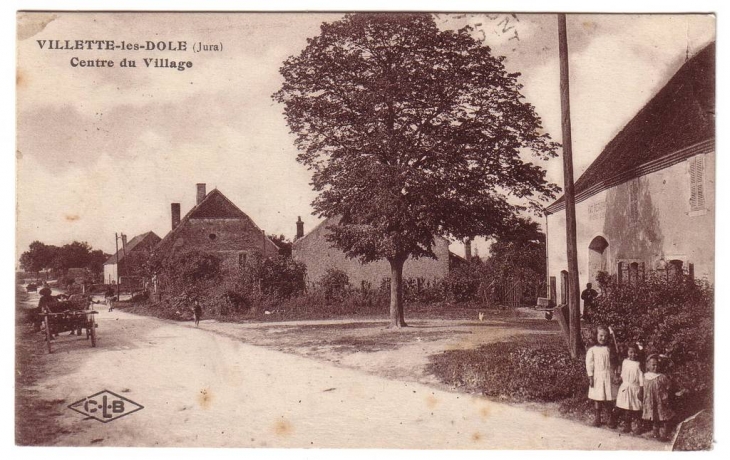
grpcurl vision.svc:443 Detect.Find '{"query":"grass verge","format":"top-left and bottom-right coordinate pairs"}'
top-left (428, 334), bottom-right (712, 448)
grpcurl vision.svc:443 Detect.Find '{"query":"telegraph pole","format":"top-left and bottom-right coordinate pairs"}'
top-left (558, 14), bottom-right (583, 358)
top-left (114, 232), bottom-right (120, 301)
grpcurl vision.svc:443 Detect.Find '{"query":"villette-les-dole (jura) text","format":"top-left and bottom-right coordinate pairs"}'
top-left (36, 40), bottom-right (223, 71)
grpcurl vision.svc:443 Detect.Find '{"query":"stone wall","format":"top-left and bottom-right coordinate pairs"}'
top-left (547, 151), bottom-right (715, 305)
top-left (166, 218), bottom-right (279, 270)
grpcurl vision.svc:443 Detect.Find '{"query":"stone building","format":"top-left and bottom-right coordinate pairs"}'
top-left (292, 216), bottom-right (453, 288)
top-left (103, 231), bottom-right (161, 285)
top-left (154, 184), bottom-right (279, 271)
top-left (545, 43), bottom-right (715, 306)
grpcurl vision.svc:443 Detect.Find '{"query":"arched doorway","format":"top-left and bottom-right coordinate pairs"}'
top-left (588, 236), bottom-right (609, 286)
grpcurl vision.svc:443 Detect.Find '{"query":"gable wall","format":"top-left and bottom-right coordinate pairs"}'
top-left (547, 150), bottom-right (715, 308)
top-left (292, 222), bottom-right (450, 288)
top-left (167, 218), bottom-right (279, 269)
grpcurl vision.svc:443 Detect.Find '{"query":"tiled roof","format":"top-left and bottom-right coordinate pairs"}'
top-left (104, 231), bottom-right (161, 265)
top-left (546, 42), bottom-right (715, 214)
top-left (154, 188), bottom-right (278, 255)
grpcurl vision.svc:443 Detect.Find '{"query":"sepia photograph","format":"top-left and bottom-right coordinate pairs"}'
top-left (13, 8), bottom-right (717, 451)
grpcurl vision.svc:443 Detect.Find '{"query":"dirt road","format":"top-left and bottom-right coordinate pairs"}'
top-left (18, 304), bottom-right (666, 449)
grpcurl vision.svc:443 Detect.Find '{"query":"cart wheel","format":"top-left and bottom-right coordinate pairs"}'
top-left (43, 316), bottom-right (52, 354)
top-left (90, 317), bottom-right (97, 347)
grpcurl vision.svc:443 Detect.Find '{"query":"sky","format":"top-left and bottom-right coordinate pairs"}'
top-left (15, 12), bottom-right (716, 259)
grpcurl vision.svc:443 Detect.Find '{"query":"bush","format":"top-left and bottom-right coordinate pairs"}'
top-left (402, 277), bottom-right (445, 304)
top-left (591, 272), bottom-right (713, 407)
top-left (429, 334), bottom-right (586, 402)
top-left (442, 263), bottom-right (481, 303)
top-left (162, 249), bottom-right (222, 291)
top-left (237, 254), bottom-right (307, 300)
top-left (319, 268), bottom-right (351, 303)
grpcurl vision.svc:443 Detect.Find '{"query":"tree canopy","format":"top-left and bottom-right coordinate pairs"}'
top-left (483, 220), bottom-right (546, 291)
top-left (274, 13), bottom-right (559, 326)
top-left (19, 240), bottom-right (110, 277)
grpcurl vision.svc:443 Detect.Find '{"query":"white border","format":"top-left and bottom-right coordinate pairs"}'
top-left (3, 2), bottom-right (727, 460)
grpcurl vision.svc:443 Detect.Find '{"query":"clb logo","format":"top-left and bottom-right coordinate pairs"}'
top-left (68, 390), bottom-right (144, 423)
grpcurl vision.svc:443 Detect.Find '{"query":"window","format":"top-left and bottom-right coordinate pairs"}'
top-left (668, 259), bottom-right (684, 282)
top-left (629, 262), bottom-right (642, 285)
top-left (618, 260), bottom-right (644, 285)
top-left (238, 252), bottom-right (247, 268)
top-left (690, 155), bottom-right (706, 212)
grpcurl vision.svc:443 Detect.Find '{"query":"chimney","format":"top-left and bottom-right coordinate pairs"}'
top-left (296, 216), bottom-right (304, 240)
top-left (464, 239), bottom-right (472, 262)
top-left (196, 183), bottom-right (206, 205)
top-left (171, 203), bottom-right (181, 230)
top-left (121, 233), bottom-right (128, 247)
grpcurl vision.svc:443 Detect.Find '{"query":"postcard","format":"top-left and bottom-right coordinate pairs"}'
top-left (15, 11), bottom-right (715, 450)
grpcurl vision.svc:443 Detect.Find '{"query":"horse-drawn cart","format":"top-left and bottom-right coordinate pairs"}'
top-left (39, 295), bottom-right (99, 353)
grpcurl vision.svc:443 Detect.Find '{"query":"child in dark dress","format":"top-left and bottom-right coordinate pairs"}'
top-left (642, 354), bottom-right (675, 441)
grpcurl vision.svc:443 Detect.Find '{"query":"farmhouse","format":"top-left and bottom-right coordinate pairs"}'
top-left (103, 231), bottom-right (161, 285)
top-left (545, 42), bottom-right (715, 306)
top-left (154, 184), bottom-right (279, 271)
top-left (292, 216), bottom-right (454, 288)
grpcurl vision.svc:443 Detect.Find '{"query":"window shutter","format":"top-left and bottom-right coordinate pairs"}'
top-left (690, 156), bottom-right (705, 211)
top-left (690, 157), bottom-right (697, 209)
top-left (617, 261), bottom-right (624, 285)
top-left (549, 276), bottom-right (557, 302)
top-left (696, 156), bottom-right (705, 209)
top-left (629, 262), bottom-right (639, 285)
top-left (640, 262), bottom-right (646, 282)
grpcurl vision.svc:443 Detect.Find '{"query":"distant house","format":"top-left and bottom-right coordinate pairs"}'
top-left (545, 43), bottom-right (715, 307)
top-left (154, 184), bottom-right (279, 272)
top-left (292, 216), bottom-right (453, 288)
top-left (103, 231), bottom-right (162, 285)
top-left (66, 267), bottom-right (91, 285)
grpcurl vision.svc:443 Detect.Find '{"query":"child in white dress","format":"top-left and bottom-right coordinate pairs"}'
top-left (586, 325), bottom-right (618, 427)
top-left (616, 344), bottom-right (644, 433)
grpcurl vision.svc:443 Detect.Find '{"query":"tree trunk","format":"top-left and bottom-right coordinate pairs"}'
top-left (388, 256), bottom-right (407, 328)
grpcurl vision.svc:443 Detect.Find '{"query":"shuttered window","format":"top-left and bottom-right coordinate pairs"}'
top-left (690, 155), bottom-right (706, 211)
top-left (617, 261), bottom-right (625, 284)
top-left (618, 260), bottom-right (644, 285)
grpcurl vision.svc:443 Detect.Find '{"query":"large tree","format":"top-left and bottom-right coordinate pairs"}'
top-left (274, 14), bottom-right (559, 327)
top-left (20, 240), bottom-right (109, 279)
top-left (19, 241), bottom-right (57, 275)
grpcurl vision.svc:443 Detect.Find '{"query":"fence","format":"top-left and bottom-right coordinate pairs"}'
top-left (482, 277), bottom-right (546, 308)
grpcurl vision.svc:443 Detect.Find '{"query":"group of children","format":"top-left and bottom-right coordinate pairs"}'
top-left (586, 325), bottom-right (674, 441)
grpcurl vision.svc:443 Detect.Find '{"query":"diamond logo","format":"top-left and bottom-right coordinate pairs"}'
top-left (68, 390), bottom-right (144, 423)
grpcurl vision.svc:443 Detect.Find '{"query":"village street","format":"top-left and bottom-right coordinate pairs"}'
top-left (18, 295), bottom-right (666, 450)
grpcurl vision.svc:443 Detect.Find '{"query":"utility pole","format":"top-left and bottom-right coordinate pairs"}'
top-left (114, 232), bottom-right (120, 301)
top-left (121, 233), bottom-right (127, 293)
top-left (558, 14), bottom-right (583, 358)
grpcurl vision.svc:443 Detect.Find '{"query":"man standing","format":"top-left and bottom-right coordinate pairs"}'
top-left (193, 300), bottom-right (203, 327)
top-left (581, 282), bottom-right (598, 322)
